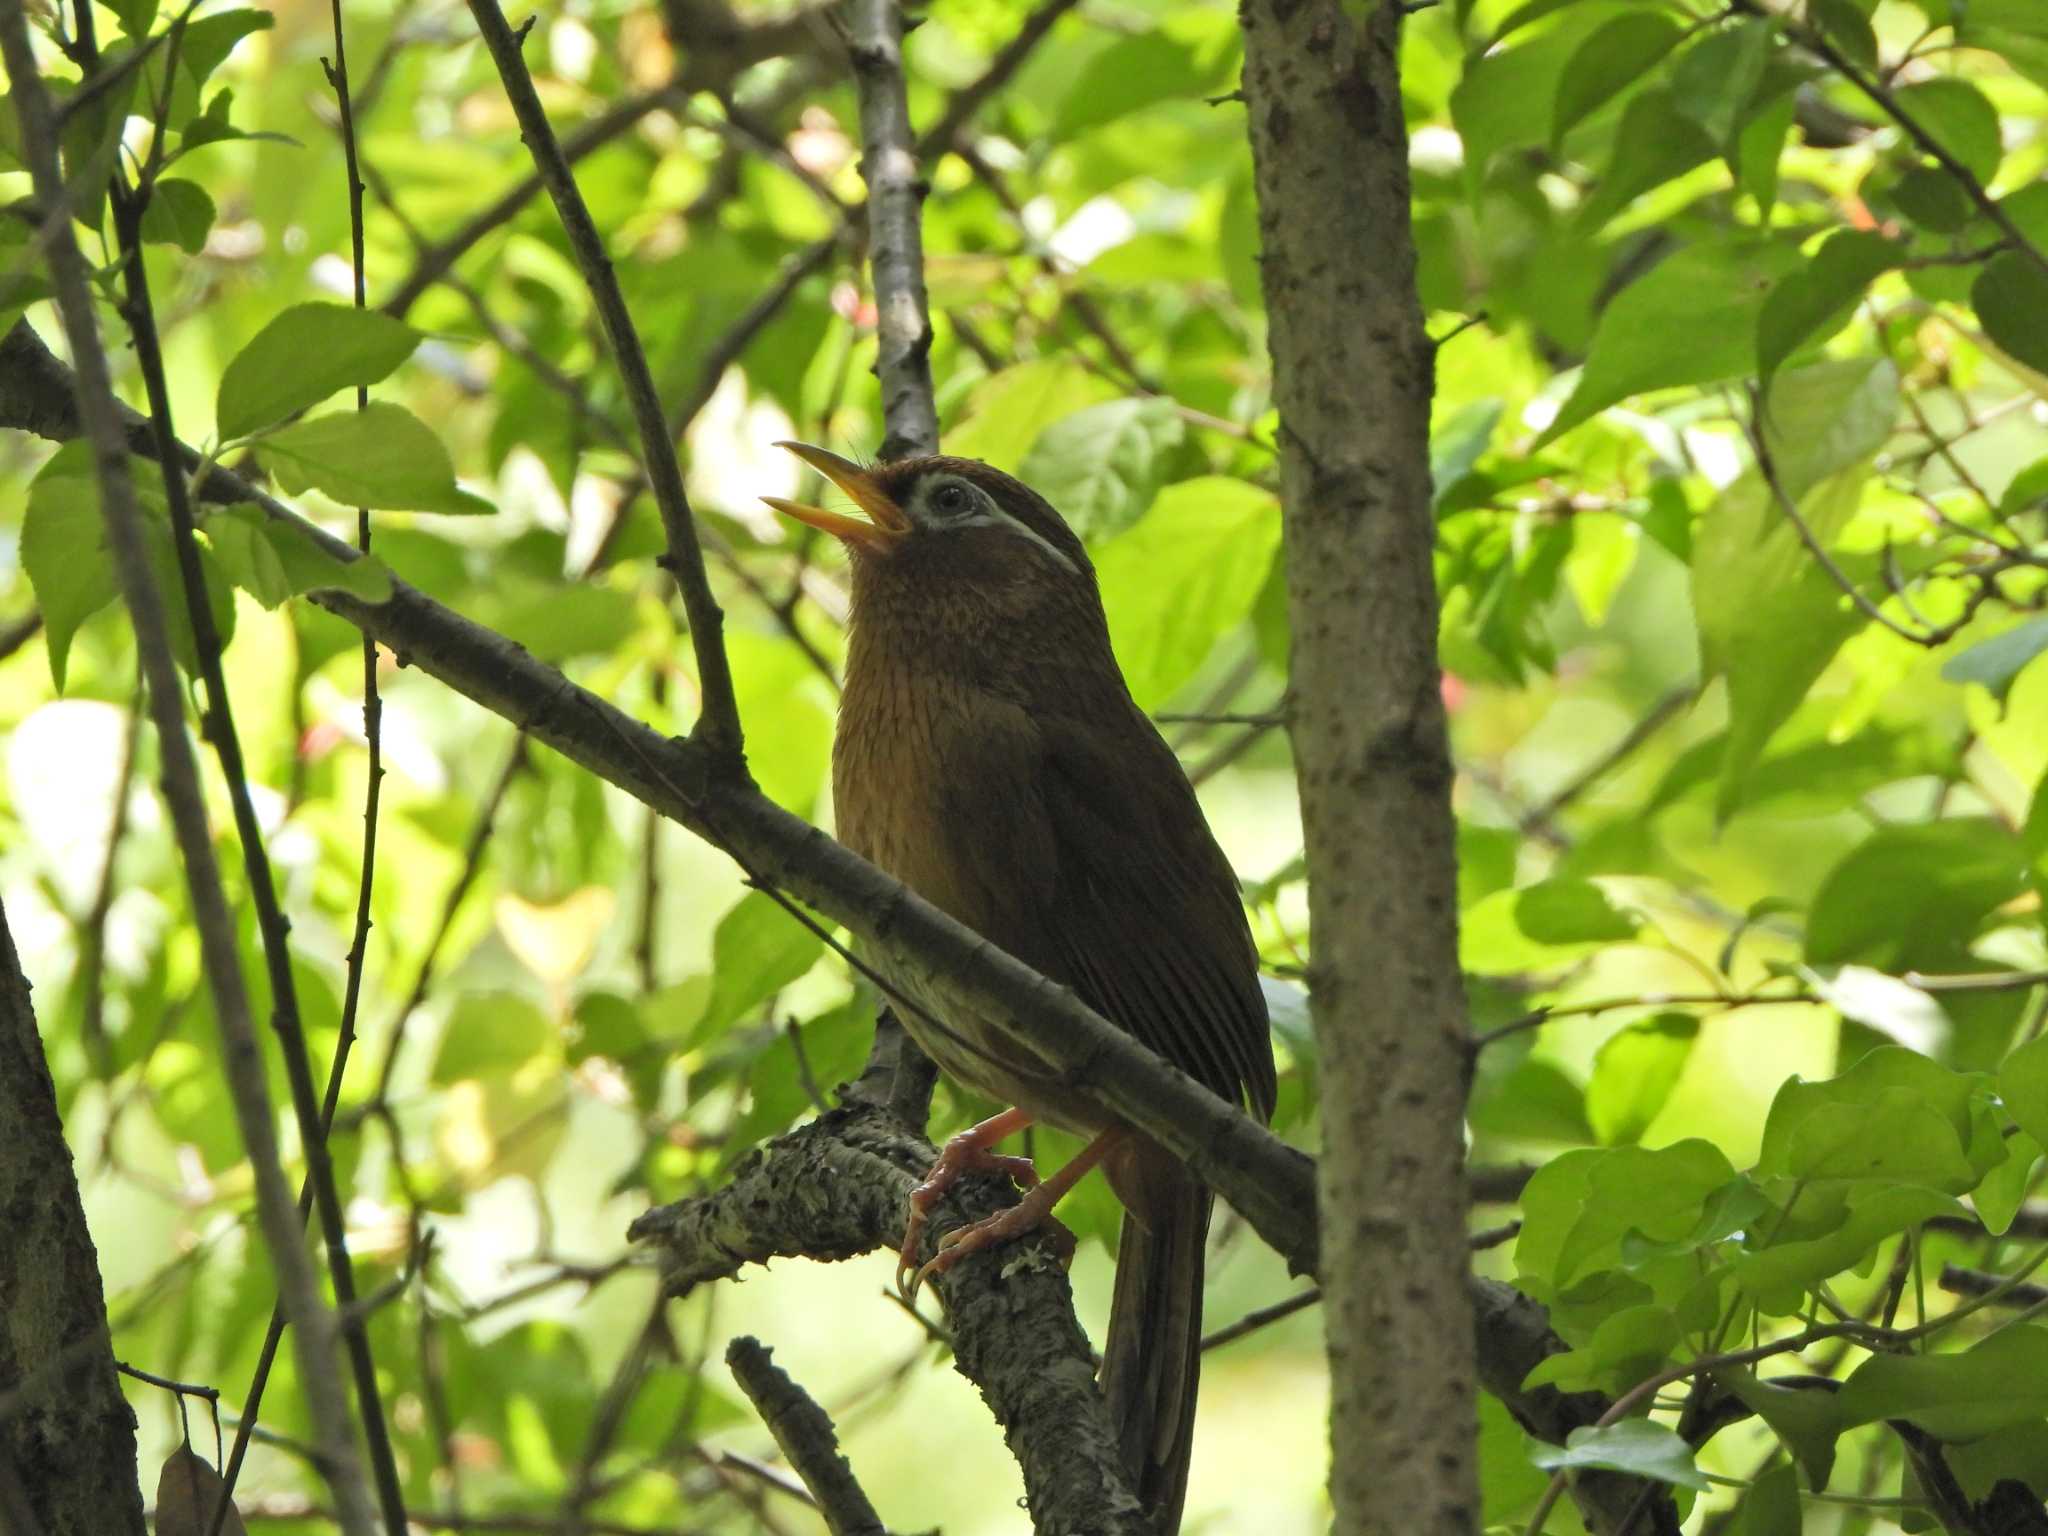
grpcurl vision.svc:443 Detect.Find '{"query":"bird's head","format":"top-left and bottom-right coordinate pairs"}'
top-left (763, 443), bottom-right (1090, 590)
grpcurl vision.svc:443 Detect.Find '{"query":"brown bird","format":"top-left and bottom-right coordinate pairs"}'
top-left (765, 443), bottom-right (1276, 1533)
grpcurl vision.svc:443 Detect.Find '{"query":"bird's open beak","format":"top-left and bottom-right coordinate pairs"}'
top-left (763, 442), bottom-right (911, 554)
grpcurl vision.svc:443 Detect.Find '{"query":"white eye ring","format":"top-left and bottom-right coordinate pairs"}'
top-left (930, 482), bottom-right (973, 516)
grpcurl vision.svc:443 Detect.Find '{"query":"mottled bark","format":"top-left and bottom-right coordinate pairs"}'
top-left (1240, 1), bottom-right (1481, 1532)
top-left (0, 897), bottom-right (148, 1536)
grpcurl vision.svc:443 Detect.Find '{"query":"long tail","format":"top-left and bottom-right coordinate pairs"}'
top-left (1099, 1165), bottom-right (1211, 1534)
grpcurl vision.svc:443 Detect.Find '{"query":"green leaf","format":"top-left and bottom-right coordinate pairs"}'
top-left (1810, 0), bottom-right (1877, 68)
top-left (1735, 1183), bottom-right (1963, 1314)
top-left (1976, 252), bottom-right (2048, 376)
top-left (1573, 88), bottom-right (1718, 234)
top-left (2002, 1034), bottom-right (2048, 1150)
top-left (1891, 164), bottom-right (1976, 233)
top-left (1552, 14), bottom-right (1684, 143)
top-left (1718, 1372), bottom-right (1844, 1488)
top-left (1529, 1420), bottom-right (1711, 1491)
top-left (432, 992), bottom-right (555, 1083)
top-left (1800, 965), bottom-right (1950, 1055)
top-left (137, 178), bottom-right (215, 253)
top-left (1586, 1013), bottom-right (1697, 1146)
top-left (1760, 356), bottom-right (1899, 503)
top-left (1756, 1046), bottom-right (1996, 1187)
top-left (1670, 19), bottom-right (1777, 144)
top-left (943, 361), bottom-right (1118, 474)
top-left (1451, 3), bottom-right (1630, 181)
top-left (1839, 1328), bottom-right (2048, 1439)
top-left (205, 505), bottom-right (393, 608)
top-left (690, 893), bottom-right (825, 1045)
top-left (1694, 465), bottom-right (1867, 818)
top-left (1094, 476), bottom-right (1280, 708)
top-left (257, 402), bottom-right (491, 514)
top-left (1541, 241), bottom-right (1801, 444)
top-left (1019, 397), bottom-right (1185, 544)
top-left (171, 9), bottom-right (274, 99)
top-left (1806, 820), bottom-right (2026, 969)
top-left (1942, 617), bottom-right (2048, 706)
top-left (1056, 33), bottom-right (1217, 135)
top-left (1974, 1131), bottom-right (2041, 1236)
top-left (216, 303), bottom-right (422, 441)
top-left (1736, 1463), bottom-right (1803, 1536)
top-left (1756, 230), bottom-right (1900, 383)
top-left (1517, 1140), bottom-right (1738, 1294)
top-left (1892, 78), bottom-right (2003, 182)
top-left (1514, 879), bottom-right (1638, 945)
top-left (21, 473), bottom-right (118, 692)
top-left (110, 0), bottom-right (158, 40)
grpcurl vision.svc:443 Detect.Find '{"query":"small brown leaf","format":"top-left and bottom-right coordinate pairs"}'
top-left (153, 1446), bottom-right (247, 1536)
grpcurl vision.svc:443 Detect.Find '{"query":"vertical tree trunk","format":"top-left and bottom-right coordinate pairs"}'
top-left (1240, 2), bottom-right (1481, 1532)
top-left (0, 896), bottom-right (148, 1536)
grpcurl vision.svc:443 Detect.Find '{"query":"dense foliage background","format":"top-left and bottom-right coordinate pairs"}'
top-left (3, 0), bottom-right (2048, 1530)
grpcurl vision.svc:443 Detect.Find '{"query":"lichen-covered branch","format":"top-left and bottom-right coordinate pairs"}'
top-left (632, 1094), bottom-right (1148, 1536)
top-left (725, 1339), bottom-right (889, 1536)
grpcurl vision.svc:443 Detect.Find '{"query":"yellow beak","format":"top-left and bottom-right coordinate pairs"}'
top-left (763, 442), bottom-right (911, 554)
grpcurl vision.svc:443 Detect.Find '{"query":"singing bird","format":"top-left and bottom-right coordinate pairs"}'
top-left (765, 443), bottom-right (1276, 1532)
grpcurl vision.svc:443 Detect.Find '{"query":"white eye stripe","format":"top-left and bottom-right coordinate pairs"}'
top-left (912, 474), bottom-right (1078, 573)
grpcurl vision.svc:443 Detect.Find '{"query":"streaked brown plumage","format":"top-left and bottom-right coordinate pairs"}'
top-left (765, 444), bottom-right (1275, 1533)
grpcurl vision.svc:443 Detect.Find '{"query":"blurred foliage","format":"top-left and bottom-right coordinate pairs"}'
top-left (2, 0), bottom-right (2048, 1531)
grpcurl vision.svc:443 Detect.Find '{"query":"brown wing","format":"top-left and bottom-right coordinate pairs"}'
top-left (1029, 702), bottom-right (1277, 1122)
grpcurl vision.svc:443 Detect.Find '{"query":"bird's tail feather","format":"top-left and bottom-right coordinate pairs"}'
top-left (1099, 1168), bottom-right (1211, 1534)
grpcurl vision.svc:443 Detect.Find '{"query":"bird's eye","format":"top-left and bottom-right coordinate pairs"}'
top-left (930, 482), bottom-right (973, 517)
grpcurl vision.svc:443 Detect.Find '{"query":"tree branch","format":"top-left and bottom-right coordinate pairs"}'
top-left (0, 27), bottom-right (377, 1536)
top-left (844, 0), bottom-right (938, 460)
top-left (725, 1339), bottom-right (890, 1536)
top-left (464, 0), bottom-right (744, 759)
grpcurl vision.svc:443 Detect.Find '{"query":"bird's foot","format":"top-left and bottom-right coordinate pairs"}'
top-left (896, 1112), bottom-right (1040, 1296)
top-left (907, 1185), bottom-right (1078, 1299)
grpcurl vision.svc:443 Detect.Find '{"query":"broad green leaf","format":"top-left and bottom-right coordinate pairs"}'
top-left (1552, 14), bottom-right (1684, 143)
top-left (1573, 88), bottom-right (1718, 234)
top-left (2002, 456), bottom-right (2048, 519)
top-left (432, 992), bottom-right (555, 1083)
top-left (1810, 0), bottom-right (1877, 68)
top-left (943, 361), bottom-right (1117, 474)
top-left (1019, 397), bottom-right (1185, 544)
top-left (1974, 1130), bottom-right (2042, 1236)
top-left (205, 505), bottom-right (393, 609)
top-left (1942, 616), bottom-right (2048, 706)
top-left (110, 0), bottom-right (158, 40)
top-left (1522, 1303), bottom-right (1680, 1393)
top-left (727, 628), bottom-right (833, 814)
top-left (690, 893), bottom-right (826, 1045)
top-left (1805, 821), bottom-right (2026, 970)
top-left (1541, 241), bottom-right (1801, 444)
top-left (1451, 3), bottom-right (1631, 181)
top-left (1838, 1327), bottom-right (2048, 1439)
top-left (1892, 78), bottom-right (2002, 182)
top-left (1736, 1463), bottom-right (1803, 1536)
top-left (1718, 1371), bottom-right (1844, 1488)
top-left (257, 402), bottom-right (491, 513)
top-left (1756, 231), bottom-right (1900, 382)
top-left (1529, 1420), bottom-right (1711, 1491)
top-left (720, 1003), bottom-right (870, 1163)
top-left (137, 178), bottom-right (215, 253)
top-left (217, 304), bottom-right (422, 441)
top-left (1891, 164), bottom-right (1975, 233)
top-left (1095, 476), bottom-right (1280, 708)
top-left (1694, 465), bottom-right (1868, 818)
top-left (1757, 1046), bottom-right (1997, 1186)
top-left (1734, 1183), bottom-right (1963, 1314)
top-left (1975, 253), bottom-right (2048, 376)
top-left (1759, 356), bottom-right (1899, 503)
top-left (1514, 879), bottom-right (1638, 945)
top-left (1586, 1013), bottom-right (1697, 1146)
top-left (1056, 34), bottom-right (1210, 135)
top-left (1670, 19), bottom-right (1776, 144)
top-left (1468, 1057), bottom-right (1594, 1144)
top-left (21, 474), bottom-right (118, 692)
top-left (2002, 1034), bottom-right (2048, 1150)
top-left (1517, 1140), bottom-right (1736, 1294)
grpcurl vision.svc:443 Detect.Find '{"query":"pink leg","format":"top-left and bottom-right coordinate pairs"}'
top-left (898, 1108), bottom-right (1040, 1290)
top-left (908, 1128), bottom-right (1129, 1297)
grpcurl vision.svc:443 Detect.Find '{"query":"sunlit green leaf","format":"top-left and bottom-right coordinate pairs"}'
top-left (257, 402), bottom-right (491, 514)
top-left (1529, 1420), bottom-right (1710, 1490)
top-left (217, 303), bottom-right (422, 440)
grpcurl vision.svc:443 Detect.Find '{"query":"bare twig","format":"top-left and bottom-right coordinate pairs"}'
top-left (726, 1338), bottom-right (890, 1536)
top-left (465, 0), bottom-right (743, 761)
top-left (845, 0), bottom-right (938, 460)
top-left (0, 15), bottom-right (376, 1532)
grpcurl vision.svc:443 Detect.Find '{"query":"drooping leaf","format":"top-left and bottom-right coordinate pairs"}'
top-left (1585, 1013), bottom-right (1697, 1146)
top-left (1019, 396), bottom-right (1185, 543)
top-left (1838, 1328), bottom-right (2048, 1440)
top-left (1094, 476), bottom-right (1280, 708)
top-left (206, 505), bottom-right (393, 608)
top-left (1805, 821), bottom-right (2027, 970)
top-left (137, 178), bottom-right (215, 253)
top-left (1892, 78), bottom-right (2003, 182)
top-left (257, 402), bottom-right (492, 513)
top-left (1942, 617), bottom-right (2048, 706)
top-left (1756, 230), bottom-right (1900, 383)
top-left (1975, 252), bottom-right (2048, 376)
top-left (216, 303), bottom-right (422, 441)
top-left (1529, 1419), bottom-right (1711, 1491)
top-left (1551, 14), bottom-right (1684, 143)
top-left (689, 893), bottom-right (826, 1046)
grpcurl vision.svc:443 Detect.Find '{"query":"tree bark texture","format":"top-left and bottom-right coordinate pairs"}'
top-left (0, 897), bottom-right (149, 1536)
top-left (1241, 2), bottom-right (1482, 1532)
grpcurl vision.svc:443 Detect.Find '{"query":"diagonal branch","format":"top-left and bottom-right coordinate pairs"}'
top-left (725, 1339), bottom-right (891, 1536)
top-left (464, 0), bottom-right (744, 759)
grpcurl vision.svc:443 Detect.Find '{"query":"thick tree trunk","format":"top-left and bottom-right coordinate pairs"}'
top-left (1240, 2), bottom-right (1481, 1532)
top-left (0, 896), bottom-right (148, 1536)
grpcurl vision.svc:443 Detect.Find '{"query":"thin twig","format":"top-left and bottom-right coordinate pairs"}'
top-left (0, 13), bottom-right (377, 1533)
top-left (1522, 683), bottom-right (1697, 826)
top-left (465, 0), bottom-right (743, 760)
top-left (726, 1338), bottom-right (890, 1536)
top-left (845, 0), bottom-right (938, 460)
